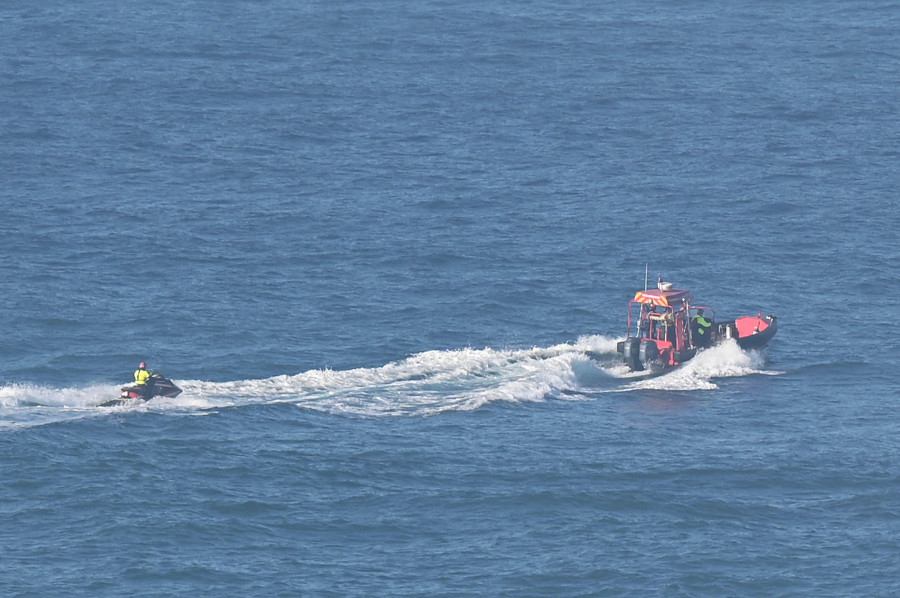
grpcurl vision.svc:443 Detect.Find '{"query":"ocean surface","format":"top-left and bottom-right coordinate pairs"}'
top-left (2, 1), bottom-right (899, 595)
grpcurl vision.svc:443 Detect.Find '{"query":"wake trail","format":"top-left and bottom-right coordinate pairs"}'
top-left (0, 335), bottom-right (780, 425)
top-left (182, 335), bottom-right (622, 416)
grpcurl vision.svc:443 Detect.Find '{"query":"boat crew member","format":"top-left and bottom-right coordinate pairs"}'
top-left (691, 309), bottom-right (713, 347)
top-left (134, 362), bottom-right (151, 385)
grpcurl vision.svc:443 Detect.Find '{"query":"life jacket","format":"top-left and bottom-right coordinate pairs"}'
top-left (134, 369), bottom-right (151, 385)
top-left (693, 315), bottom-right (712, 336)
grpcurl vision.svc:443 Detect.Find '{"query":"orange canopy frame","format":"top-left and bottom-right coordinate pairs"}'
top-left (632, 288), bottom-right (693, 308)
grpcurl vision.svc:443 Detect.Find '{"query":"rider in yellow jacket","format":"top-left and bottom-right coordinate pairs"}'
top-left (134, 362), bottom-right (151, 385)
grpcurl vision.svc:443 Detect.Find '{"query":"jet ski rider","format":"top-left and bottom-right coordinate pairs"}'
top-left (134, 362), bottom-right (151, 386)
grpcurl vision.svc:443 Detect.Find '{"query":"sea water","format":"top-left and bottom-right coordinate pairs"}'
top-left (1, 1), bottom-right (899, 596)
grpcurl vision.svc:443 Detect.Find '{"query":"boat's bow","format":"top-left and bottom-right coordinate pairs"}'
top-left (733, 314), bottom-right (777, 350)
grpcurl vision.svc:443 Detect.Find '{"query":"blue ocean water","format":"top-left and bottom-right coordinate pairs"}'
top-left (2, 0), bottom-right (899, 595)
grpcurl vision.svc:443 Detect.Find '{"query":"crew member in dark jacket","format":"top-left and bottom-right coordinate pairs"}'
top-left (691, 310), bottom-right (713, 347)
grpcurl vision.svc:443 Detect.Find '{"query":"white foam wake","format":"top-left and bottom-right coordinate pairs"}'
top-left (0, 335), bottom-right (779, 425)
top-left (623, 339), bottom-right (779, 391)
top-left (179, 335), bottom-right (621, 416)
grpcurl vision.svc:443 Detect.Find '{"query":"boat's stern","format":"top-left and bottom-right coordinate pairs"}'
top-left (618, 286), bottom-right (695, 372)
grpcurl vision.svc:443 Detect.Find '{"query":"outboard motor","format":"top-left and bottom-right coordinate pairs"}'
top-left (622, 338), bottom-right (643, 371)
top-left (639, 340), bottom-right (659, 369)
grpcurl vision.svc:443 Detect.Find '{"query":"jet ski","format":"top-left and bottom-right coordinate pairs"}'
top-left (100, 373), bottom-right (182, 407)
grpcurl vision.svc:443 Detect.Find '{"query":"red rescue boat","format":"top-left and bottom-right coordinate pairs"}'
top-left (616, 276), bottom-right (777, 373)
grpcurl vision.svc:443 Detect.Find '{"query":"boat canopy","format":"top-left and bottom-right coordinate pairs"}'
top-left (632, 288), bottom-right (693, 308)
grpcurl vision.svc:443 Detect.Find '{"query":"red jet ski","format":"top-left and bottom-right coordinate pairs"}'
top-left (100, 373), bottom-right (182, 407)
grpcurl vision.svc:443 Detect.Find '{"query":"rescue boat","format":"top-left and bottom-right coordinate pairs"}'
top-left (616, 277), bottom-right (777, 373)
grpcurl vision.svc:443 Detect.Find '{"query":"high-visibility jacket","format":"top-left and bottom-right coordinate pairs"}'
top-left (693, 315), bottom-right (712, 336)
top-left (134, 369), bottom-right (151, 385)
